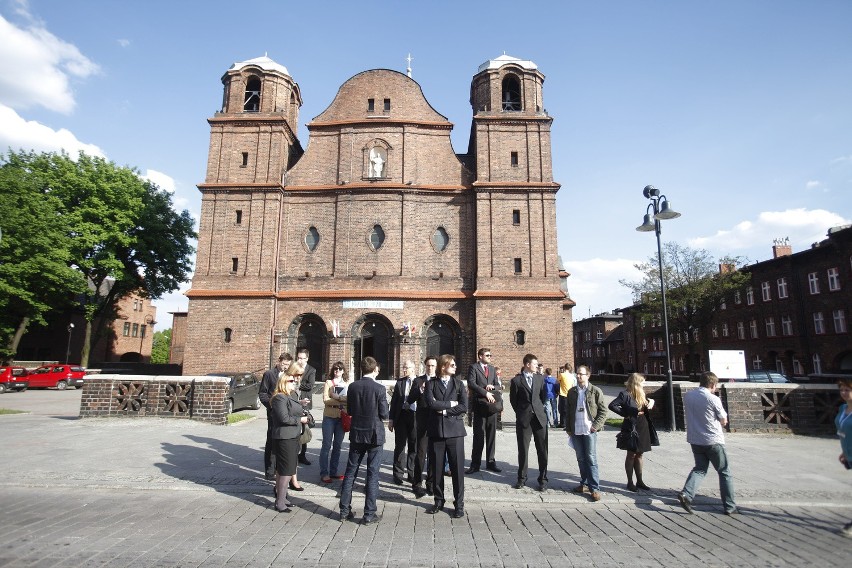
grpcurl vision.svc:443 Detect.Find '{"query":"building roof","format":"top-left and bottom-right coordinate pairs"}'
top-left (229, 55), bottom-right (290, 77)
top-left (477, 54), bottom-right (538, 73)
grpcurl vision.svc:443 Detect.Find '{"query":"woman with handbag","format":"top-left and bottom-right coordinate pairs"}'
top-left (271, 364), bottom-right (310, 512)
top-left (608, 372), bottom-right (657, 492)
top-left (320, 361), bottom-right (352, 483)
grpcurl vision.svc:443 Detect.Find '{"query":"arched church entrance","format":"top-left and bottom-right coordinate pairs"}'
top-left (352, 314), bottom-right (394, 381)
top-left (424, 315), bottom-right (462, 363)
top-left (291, 314), bottom-right (328, 378)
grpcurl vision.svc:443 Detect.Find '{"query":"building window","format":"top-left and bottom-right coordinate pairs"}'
top-left (813, 312), bottom-right (825, 334)
top-left (808, 272), bottom-right (820, 294)
top-left (722, 323), bottom-right (729, 337)
top-left (749, 320), bottom-right (758, 339)
top-left (765, 317), bottom-right (776, 337)
top-left (244, 77), bottom-right (260, 112)
top-left (596, 331), bottom-right (603, 340)
top-left (368, 225), bottom-right (385, 251)
top-left (512, 209), bottom-right (520, 225)
top-left (734, 290), bottom-right (741, 304)
top-left (643, 362), bottom-right (648, 374)
top-left (761, 281), bottom-right (771, 301)
top-left (305, 226), bottom-right (320, 252)
top-left (224, 328), bottom-right (232, 343)
top-left (241, 152), bottom-right (248, 167)
top-left (431, 227), bottom-right (449, 252)
top-left (813, 353), bottom-right (822, 374)
top-left (514, 258), bottom-right (522, 274)
top-left (514, 330), bottom-right (526, 345)
top-left (793, 358), bottom-right (802, 375)
top-left (781, 315), bottom-right (793, 336)
top-left (501, 75), bottom-right (522, 111)
top-left (123, 322), bottom-right (131, 336)
top-left (712, 325), bottom-right (718, 338)
top-left (752, 354), bottom-right (763, 370)
top-left (641, 338), bottom-right (647, 351)
top-left (834, 309), bottom-right (847, 333)
top-left (720, 299), bottom-right (726, 310)
top-left (510, 152), bottom-right (518, 167)
top-left (231, 257), bottom-right (239, 273)
top-left (737, 321), bottom-right (745, 339)
top-left (746, 286), bottom-right (754, 305)
top-left (828, 267), bottom-right (841, 291)
top-left (367, 98), bottom-right (375, 112)
top-left (132, 323), bottom-right (139, 338)
top-left (777, 277), bottom-right (788, 299)
top-left (133, 299), bottom-right (139, 311)
top-left (383, 98), bottom-right (391, 112)
top-left (235, 210), bottom-right (243, 224)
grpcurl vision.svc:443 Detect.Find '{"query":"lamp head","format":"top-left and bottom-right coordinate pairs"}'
top-left (643, 185), bottom-right (660, 199)
top-left (655, 199), bottom-right (681, 220)
top-left (636, 213), bottom-right (657, 232)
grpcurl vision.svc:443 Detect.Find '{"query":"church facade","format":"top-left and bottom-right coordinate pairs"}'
top-left (182, 54), bottom-right (573, 380)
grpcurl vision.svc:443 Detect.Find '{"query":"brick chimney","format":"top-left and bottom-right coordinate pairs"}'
top-left (772, 238), bottom-right (792, 258)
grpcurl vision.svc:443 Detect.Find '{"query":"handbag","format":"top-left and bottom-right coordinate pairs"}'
top-left (482, 390), bottom-right (504, 415)
top-left (340, 408), bottom-right (352, 432)
top-left (616, 420), bottom-right (639, 451)
top-left (299, 424), bottom-right (312, 445)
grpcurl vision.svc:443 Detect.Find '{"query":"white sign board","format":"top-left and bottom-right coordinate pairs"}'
top-left (342, 300), bottom-right (404, 310)
top-left (708, 350), bottom-right (747, 381)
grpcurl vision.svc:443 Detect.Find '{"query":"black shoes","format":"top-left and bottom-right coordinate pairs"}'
top-left (537, 481), bottom-right (547, 492)
top-left (265, 471), bottom-right (275, 481)
top-left (425, 484), bottom-right (433, 496)
top-left (486, 462), bottom-right (502, 473)
top-left (426, 503), bottom-right (445, 514)
top-left (339, 510), bottom-right (355, 522)
top-left (627, 481), bottom-right (636, 492)
top-left (361, 514), bottom-right (381, 525)
top-left (452, 509), bottom-right (465, 519)
top-left (413, 486), bottom-right (426, 499)
top-left (464, 466), bottom-right (480, 475)
top-left (298, 455), bottom-right (312, 466)
top-left (636, 481), bottom-right (650, 491)
top-left (512, 481), bottom-right (525, 489)
top-left (678, 492), bottom-right (693, 514)
top-left (289, 481), bottom-right (304, 491)
top-left (393, 476), bottom-right (404, 485)
top-left (273, 505), bottom-right (292, 513)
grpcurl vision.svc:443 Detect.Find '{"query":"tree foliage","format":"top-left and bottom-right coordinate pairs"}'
top-left (620, 242), bottom-right (750, 374)
top-left (0, 150), bottom-right (196, 366)
top-left (150, 329), bottom-right (172, 364)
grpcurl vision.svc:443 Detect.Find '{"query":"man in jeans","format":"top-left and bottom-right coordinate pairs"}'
top-left (678, 371), bottom-right (738, 515)
top-left (565, 365), bottom-right (607, 501)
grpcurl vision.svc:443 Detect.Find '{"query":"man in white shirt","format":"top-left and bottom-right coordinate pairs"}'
top-left (678, 371), bottom-right (738, 515)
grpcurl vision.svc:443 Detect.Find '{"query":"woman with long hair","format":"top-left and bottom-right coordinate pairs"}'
top-left (320, 361), bottom-right (352, 483)
top-left (270, 362), bottom-right (309, 512)
top-left (608, 372), bottom-right (658, 491)
top-left (836, 377), bottom-right (852, 537)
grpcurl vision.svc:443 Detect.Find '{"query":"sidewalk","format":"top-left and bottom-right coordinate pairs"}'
top-left (0, 389), bottom-right (850, 567)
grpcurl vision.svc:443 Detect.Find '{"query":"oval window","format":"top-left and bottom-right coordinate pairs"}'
top-left (305, 226), bottom-right (320, 252)
top-left (432, 227), bottom-right (449, 252)
top-left (514, 330), bottom-right (526, 346)
top-left (369, 224), bottom-right (385, 251)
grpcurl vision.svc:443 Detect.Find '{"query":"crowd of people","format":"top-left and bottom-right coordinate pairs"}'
top-left (257, 348), bottom-right (851, 536)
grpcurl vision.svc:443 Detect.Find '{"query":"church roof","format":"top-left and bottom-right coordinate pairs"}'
top-left (477, 54), bottom-right (538, 73)
top-left (229, 55), bottom-right (290, 76)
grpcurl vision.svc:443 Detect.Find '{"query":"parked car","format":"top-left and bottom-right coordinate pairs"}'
top-left (746, 370), bottom-right (790, 383)
top-left (0, 366), bottom-right (30, 393)
top-left (27, 365), bottom-right (86, 390)
top-left (207, 372), bottom-right (262, 414)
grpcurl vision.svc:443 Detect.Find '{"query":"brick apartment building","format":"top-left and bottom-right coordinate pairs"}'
top-left (620, 226), bottom-right (852, 380)
top-left (573, 311), bottom-right (624, 374)
top-left (180, 54), bottom-right (574, 379)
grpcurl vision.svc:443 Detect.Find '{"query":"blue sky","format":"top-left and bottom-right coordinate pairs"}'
top-left (2, 0), bottom-right (850, 329)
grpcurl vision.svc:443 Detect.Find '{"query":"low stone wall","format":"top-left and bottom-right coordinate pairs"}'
top-left (79, 375), bottom-right (230, 425)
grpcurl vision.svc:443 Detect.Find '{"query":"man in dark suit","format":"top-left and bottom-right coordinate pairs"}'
top-left (408, 356), bottom-right (437, 498)
top-left (259, 353), bottom-right (292, 479)
top-left (295, 348), bottom-right (317, 465)
top-left (509, 353), bottom-right (549, 491)
top-left (338, 357), bottom-right (389, 525)
top-left (388, 360), bottom-right (418, 487)
top-left (466, 347), bottom-right (502, 474)
top-left (424, 354), bottom-right (468, 518)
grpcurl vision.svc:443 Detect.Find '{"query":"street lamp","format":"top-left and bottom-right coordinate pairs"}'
top-left (65, 323), bottom-right (75, 364)
top-left (140, 314), bottom-right (155, 361)
top-left (636, 185), bottom-right (681, 431)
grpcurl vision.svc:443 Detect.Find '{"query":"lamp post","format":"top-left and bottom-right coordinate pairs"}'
top-left (140, 314), bottom-right (155, 362)
top-left (65, 323), bottom-right (75, 364)
top-left (636, 185), bottom-right (681, 431)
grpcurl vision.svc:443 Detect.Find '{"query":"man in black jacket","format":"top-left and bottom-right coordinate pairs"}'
top-left (466, 347), bottom-right (502, 474)
top-left (510, 353), bottom-right (549, 491)
top-left (408, 356), bottom-right (437, 498)
top-left (259, 353), bottom-right (292, 479)
top-left (295, 348), bottom-right (317, 465)
top-left (389, 360), bottom-right (418, 487)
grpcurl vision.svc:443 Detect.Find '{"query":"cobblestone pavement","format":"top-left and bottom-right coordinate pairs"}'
top-left (0, 388), bottom-right (850, 567)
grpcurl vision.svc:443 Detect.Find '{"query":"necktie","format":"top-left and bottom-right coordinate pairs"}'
top-left (441, 378), bottom-right (448, 393)
top-left (484, 365), bottom-right (488, 378)
top-left (526, 374), bottom-right (533, 390)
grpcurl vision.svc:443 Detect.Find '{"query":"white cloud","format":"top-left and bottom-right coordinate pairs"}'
top-left (0, 12), bottom-right (100, 114)
top-left (117, 38), bottom-right (130, 48)
top-left (563, 258), bottom-right (641, 320)
top-left (830, 155), bottom-right (852, 165)
top-left (689, 208), bottom-right (851, 254)
top-left (142, 169), bottom-right (176, 193)
top-left (805, 180), bottom-right (820, 190)
top-left (0, 103), bottom-right (104, 157)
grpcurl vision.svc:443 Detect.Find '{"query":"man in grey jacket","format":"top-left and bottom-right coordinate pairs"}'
top-left (565, 365), bottom-right (608, 501)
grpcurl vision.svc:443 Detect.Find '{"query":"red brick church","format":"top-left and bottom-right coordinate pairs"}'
top-left (180, 54), bottom-right (574, 379)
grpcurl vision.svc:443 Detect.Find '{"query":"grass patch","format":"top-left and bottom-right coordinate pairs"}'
top-left (227, 412), bottom-right (254, 425)
top-left (0, 408), bottom-right (27, 415)
top-left (605, 417), bottom-right (624, 428)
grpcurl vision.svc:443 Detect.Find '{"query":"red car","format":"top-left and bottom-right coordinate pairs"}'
top-left (0, 366), bottom-right (30, 393)
top-left (27, 365), bottom-right (86, 390)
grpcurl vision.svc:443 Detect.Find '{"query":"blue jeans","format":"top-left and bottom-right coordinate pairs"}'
top-left (320, 417), bottom-right (344, 478)
top-left (570, 432), bottom-right (600, 492)
top-left (339, 443), bottom-right (382, 519)
top-left (544, 398), bottom-right (559, 426)
top-left (682, 443), bottom-right (737, 513)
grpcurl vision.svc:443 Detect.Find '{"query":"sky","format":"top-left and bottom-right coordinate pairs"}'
top-left (1, 0), bottom-right (850, 330)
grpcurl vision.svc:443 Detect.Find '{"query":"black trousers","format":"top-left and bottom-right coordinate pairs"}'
top-left (516, 416), bottom-right (548, 484)
top-left (413, 411), bottom-right (432, 488)
top-left (264, 406), bottom-right (276, 475)
top-left (557, 396), bottom-right (568, 427)
top-left (470, 406), bottom-right (497, 467)
top-left (392, 410), bottom-right (417, 480)
top-left (429, 436), bottom-right (464, 510)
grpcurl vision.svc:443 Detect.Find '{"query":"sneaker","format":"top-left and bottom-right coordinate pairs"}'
top-left (840, 522), bottom-right (852, 538)
top-left (677, 492), bottom-right (693, 514)
top-left (572, 485), bottom-right (586, 494)
top-left (590, 491), bottom-right (601, 502)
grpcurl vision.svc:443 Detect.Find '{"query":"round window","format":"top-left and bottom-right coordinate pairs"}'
top-left (305, 226), bottom-right (320, 252)
top-left (432, 227), bottom-right (449, 252)
top-left (369, 224), bottom-right (385, 251)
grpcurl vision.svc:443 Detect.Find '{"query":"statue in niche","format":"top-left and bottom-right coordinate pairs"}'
top-left (369, 147), bottom-right (386, 178)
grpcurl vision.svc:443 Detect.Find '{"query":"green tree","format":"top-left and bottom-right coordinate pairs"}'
top-left (620, 242), bottom-right (750, 375)
top-left (1, 150), bottom-right (196, 366)
top-left (150, 329), bottom-right (172, 364)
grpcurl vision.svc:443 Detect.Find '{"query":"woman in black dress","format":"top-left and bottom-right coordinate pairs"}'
top-left (271, 363), bottom-right (309, 512)
top-left (608, 372), bottom-right (657, 491)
